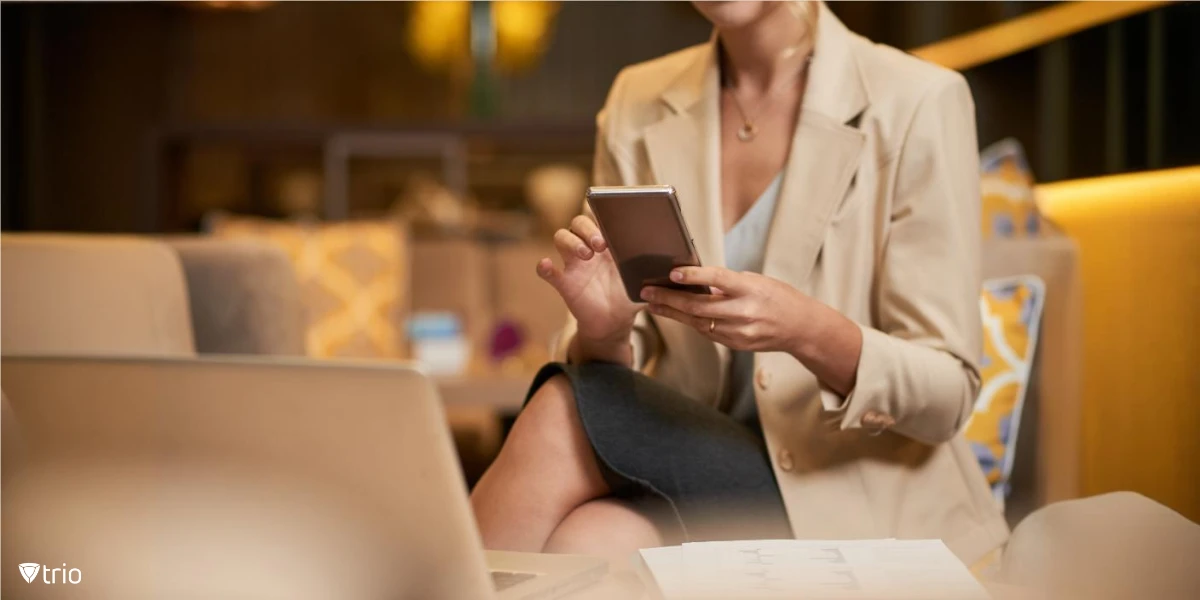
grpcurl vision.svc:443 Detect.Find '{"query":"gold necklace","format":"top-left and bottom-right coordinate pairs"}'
top-left (726, 54), bottom-right (813, 142)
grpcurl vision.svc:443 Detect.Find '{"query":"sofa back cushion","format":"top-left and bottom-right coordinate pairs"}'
top-left (0, 234), bottom-right (195, 357)
top-left (167, 237), bottom-right (307, 356)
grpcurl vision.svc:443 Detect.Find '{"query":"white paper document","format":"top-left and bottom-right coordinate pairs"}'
top-left (637, 539), bottom-right (990, 599)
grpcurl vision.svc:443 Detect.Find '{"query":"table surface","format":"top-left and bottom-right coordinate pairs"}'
top-left (564, 557), bottom-right (654, 600)
top-left (559, 560), bottom-right (1027, 600)
top-left (434, 371), bottom-right (534, 413)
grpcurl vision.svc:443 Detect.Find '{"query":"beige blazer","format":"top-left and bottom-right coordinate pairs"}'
top-left (556, 3), bottom-right (1008, 564)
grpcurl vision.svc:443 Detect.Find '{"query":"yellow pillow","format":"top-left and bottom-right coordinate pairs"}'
top-left (980, 138), bottom-right (1040, 240)
top-left (965, 275), bottom-right (1046, 504)
top-left (208, 215), bottom-right (410, 359)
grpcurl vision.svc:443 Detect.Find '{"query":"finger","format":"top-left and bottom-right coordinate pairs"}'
top-left (535, 257), bottom-right (563, 290)
top-left (570, 215), bottom-right (607, 252)
top-left (650, 303), bottom-right (750, 348)
top-left (554, 228), bottom-right (593, 262)
top-left (670, 266), bottom-right (745, 295)
top-left (646, 303), bottom-right (709, 332)
top-left (640, 286), bottom-right (738, 319)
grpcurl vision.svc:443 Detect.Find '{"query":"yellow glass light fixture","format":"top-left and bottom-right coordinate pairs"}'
top-left (492, 0), bottom-right (560, 73)
top-left (408, 1), bottom-right (559, 78)
top-left (407, 1), bottom-right (473, 77)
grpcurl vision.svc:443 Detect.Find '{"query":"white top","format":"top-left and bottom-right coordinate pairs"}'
top-left (723, 173), bottom-right (784, 424)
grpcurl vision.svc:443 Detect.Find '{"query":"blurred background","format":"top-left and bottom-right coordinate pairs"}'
top-left (2, 0), bottom-right (1198, 536)
top-left (3, 1), bottom-right (1197, 232)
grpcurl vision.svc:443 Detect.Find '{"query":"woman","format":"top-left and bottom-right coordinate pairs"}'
top-left (471, 0), bottom-right (1008, 566)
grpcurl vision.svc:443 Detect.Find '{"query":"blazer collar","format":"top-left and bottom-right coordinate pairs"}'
top-left (659, 1), bottom-right (869, 126)
top-left (645, 0), bottom-right (870, 281)
top-left (642, 3), bottom-right (869, 404)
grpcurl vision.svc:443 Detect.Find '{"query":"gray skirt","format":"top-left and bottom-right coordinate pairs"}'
top-left (524, 361), bottom-right (793, 544)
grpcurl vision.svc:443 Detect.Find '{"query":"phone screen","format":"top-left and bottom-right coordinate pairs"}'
top-left (586, 186), bottom-right (711, 302)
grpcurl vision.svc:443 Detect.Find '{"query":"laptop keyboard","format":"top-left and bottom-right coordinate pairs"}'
top-left (490, 570), bottom-right (538, 591)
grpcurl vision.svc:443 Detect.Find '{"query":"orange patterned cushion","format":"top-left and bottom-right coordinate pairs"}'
top-left (209, 215), bottom-right (409, 359)
top-left (980, 138), bottom-right (1041, 240)
top-left (965, 275), bottom-right (1046, 505)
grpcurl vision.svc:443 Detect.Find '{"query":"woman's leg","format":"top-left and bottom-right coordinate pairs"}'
top-left (544, 498), bottom-right (663, 562)
top-left (470, 374), bottom-right (610, 552)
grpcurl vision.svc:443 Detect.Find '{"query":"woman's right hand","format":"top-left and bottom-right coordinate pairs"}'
top-left (537, 215), bottom-right (641, 363)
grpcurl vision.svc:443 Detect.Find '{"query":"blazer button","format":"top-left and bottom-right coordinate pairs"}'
top-left (755, 367), bottom-right (771, 391)
top-left (862, 410), bottom-right (895, 434)
top-left (778, 449), bottom-right (794, 472)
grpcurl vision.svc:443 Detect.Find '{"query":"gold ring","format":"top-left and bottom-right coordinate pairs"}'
top-left (709, 319), bottom-right (716, 333)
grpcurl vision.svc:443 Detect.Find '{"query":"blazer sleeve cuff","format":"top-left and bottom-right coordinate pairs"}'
top-left (630, 328), bottom-right (648, 371)
top-left (820, 324), bottom-right (891, 431)
top-left (551, 316), bottom-right (659, 373)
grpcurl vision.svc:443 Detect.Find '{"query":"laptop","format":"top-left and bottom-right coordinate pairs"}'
top-left (1, 355), bottom-right (606, 599)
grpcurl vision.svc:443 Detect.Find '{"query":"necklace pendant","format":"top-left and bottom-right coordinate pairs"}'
top-left (737, 123), bottom-right (757, 142)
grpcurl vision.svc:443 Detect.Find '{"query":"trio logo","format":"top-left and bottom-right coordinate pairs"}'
top-left (17, 562), bottom-right (82, 585)
top-left (18, 563), bottom-right (39, 583)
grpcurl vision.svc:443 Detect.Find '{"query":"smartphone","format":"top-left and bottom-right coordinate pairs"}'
top-left (585, 185), bottom-right (712, 302)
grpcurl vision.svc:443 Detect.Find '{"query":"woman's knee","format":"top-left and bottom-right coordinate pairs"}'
top-left (486, 373), bottom-right (607, 491)
top-left (506, 374), bottom-right (585, 456)
top-left (523, 374), bottom-right (576, 420)
top-left (544, 498), bottom-right (663, 557)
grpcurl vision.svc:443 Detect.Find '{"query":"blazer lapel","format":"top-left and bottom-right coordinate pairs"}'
top-left (641, 4), bottom-right (871, 291)
top-left (763, 2), bottom-right (869, 290)
top-left (764, 117), bottom-right (864, 290)
top-left (642, 41), bottom-right (724, 271)
top-left (636, 5), bottom-right (870, 405)
top-left (641, 41), bottom-right (730, 406)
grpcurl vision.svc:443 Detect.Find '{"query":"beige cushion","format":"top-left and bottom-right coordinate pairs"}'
top-left (166, 237), bottom-right (306, 356)
top-left (1, 234), bottom-right (195, 356)
top-left (998, 492), bottom-right (1200, 599)
top-left (982, 234), bottom-right (1082, 524)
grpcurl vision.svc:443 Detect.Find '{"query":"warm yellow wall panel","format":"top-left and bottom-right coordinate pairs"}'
top-left (1037, 167), bottom-right (1200, 522)
top-left (912, 1), bottom-right (1173, 71)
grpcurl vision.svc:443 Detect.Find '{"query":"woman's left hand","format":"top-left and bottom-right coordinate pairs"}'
top-left (639, 266), bottom-right (816, 354)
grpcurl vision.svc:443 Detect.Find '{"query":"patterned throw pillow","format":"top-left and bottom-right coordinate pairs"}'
top-left (965, 275), bottom-right (1046, 505)
top-left (208, 215), bottom-right (409, 359)
top-left (980, 138), bottom-right (1041, 240)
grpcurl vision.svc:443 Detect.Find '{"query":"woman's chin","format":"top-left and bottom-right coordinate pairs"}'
top-left (691, 0), bottom-right (778, 30)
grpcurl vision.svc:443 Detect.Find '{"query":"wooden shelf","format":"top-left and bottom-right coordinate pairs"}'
top-left (148, 121), bottom-right (596, 231)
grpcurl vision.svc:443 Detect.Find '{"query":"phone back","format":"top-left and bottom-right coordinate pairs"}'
top-left (586, 186), bottom-right (709, 301)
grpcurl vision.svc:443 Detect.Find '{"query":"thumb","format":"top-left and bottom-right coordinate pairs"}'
top-left (536, 257), bottom-right (565, 292)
